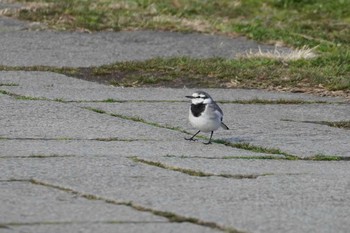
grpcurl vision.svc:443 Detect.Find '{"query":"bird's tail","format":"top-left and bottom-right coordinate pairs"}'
top-left (221, 122), bottom-right (229, 130)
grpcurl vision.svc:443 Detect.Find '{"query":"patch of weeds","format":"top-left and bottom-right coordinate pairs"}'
top-left (75, 57), bottom-right (350, 97)
top-left (0, 83), bottom-right (19, 87)
top-left (0, 89), bottom-right (47, 100)
top-left (214, 139), bottom-right (299, 159)
top-left (55, 137), bottom-right (74, 141)
top-left (0, 89), bottom-right (14, 96)
top-left (27, 154), bottom-right (76, 158)
top-left (130, 156), bottom-right (210, 177)
top-left (53, 98), bottom-right (66, 102)
top-left (15, 95), bottom-right (48, 101)
top-left (84, 107), bottom-right (106, 114)
top-left (94, 137), bottom-right (142, 142)
top-left (165, 154), bottom-right (284, 160)
top-left (0, 224), bottom-right (9, 229)
top-left (221, 155), bottom-right (283, 160)
top-left (101, 98), bottom-right (122, 103)
top-left (319, 121), bottom-right (350, 130)
top-left (306, 154), bottom-right (350, 161)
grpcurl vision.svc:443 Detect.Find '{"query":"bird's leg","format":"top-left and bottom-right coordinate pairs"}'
top-left (203, 131), bottom-right (213, 145)
top-left (185, 130), bottom-right (201, 141)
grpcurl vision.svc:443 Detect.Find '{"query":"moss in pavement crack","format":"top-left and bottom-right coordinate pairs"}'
top-left (129, 156), bottom-right (270, 179)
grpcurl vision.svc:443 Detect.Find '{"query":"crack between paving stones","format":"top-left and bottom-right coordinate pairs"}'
top-left (0, 155), bottom-right (77, 159)
top-left (129, 156), bottom-right (272, 179)
top-left (6, 179), bottom-right (246, 233)
top-left (164, 154), bottom-right (350, 161)
top-left (281, 119), bottom-right (350, 130)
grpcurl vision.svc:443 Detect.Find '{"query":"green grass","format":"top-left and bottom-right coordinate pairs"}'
top-left (1, 0), bottom-right (349, 96)
top-left (86, 57), bottom-right (350, 93)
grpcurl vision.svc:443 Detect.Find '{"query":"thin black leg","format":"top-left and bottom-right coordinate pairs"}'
top-left (203, 131), bottom-right (213, 145)
top-left (185, 130), bottom-right (201, 141)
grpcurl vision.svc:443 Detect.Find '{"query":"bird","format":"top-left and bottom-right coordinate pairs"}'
top-left (185, 91), bottom-right (229, 144)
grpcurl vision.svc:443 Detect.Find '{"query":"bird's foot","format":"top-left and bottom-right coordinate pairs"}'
top-left (185, 137), bottom-right (197, 141)
top-left (203, 141), bottom-right (212, 145)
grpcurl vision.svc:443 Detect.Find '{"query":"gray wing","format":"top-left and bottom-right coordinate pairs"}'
top-left (210, 101), bottom-right (229, 130)
top-left (208, 101), bottom-right (224, 120)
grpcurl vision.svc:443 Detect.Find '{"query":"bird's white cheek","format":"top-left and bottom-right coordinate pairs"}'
top-left (191, 99), bottom-right (203, 105)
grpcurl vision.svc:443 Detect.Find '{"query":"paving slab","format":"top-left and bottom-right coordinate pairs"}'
top-left (0, 139), bottom-right (276, 159)
top-left (0, 30), bottom-right (293, 67)
top-left (79, 101), bottom-right (350, 157)
top-left (0, 181), bottom-right (165, 223)
top-left (0, 16), bottom-right (29, 32)
top-left (0, 181), bottom-right (219, 233)
top-left (221, 104), bottom-right (350, 157)
top-left (0, 98), bottom-right (181, 140)
top-left (1, 156), bottom-right (349, 233)
top-left (134, 155), bottom-right (350, 176)
top-left (6, 223), bottom-right (221, 233)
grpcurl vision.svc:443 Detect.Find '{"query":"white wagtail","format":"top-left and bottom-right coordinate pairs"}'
top-left (185, 91), bottom-right (229, 144)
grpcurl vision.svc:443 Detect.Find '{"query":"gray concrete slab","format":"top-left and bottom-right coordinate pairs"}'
top-left (0, 181), bottom-right (219, 233)
top-left (0, 71), bottom-right (344, 102)
top-left (78, 101), bottom-right (350, 157)
top-left (135, 155), bottom-right (350, 176)
top-left (0, 98), bottom-right (180, 140)
top-left (0, 31), bottom-right (293, 67)
top-left (4, 223), bottom-right (220, 233)
top-left (1, 156), bottom-right (349, 233)
top-left (0, 139), bottom-right (277, 159)
top-left (0, 181), bottom-right (165, 223)
top-left (222, 104), bottom-right (350, 157)
top-left (0, 16), bottom-right (29, 32)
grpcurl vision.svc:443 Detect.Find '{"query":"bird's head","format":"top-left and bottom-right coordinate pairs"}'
top-left (186, 91), bottom-right (213, 105)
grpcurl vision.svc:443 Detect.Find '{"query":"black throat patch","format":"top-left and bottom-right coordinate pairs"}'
top-left (191, 103), bottom-right (206, 117)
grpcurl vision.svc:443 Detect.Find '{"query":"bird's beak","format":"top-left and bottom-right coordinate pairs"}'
top-left (185, 96), bottom-right (193, 99)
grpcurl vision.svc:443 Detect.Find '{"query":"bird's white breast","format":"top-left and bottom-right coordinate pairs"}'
top-left (188, 105), bottom-right (221, 132)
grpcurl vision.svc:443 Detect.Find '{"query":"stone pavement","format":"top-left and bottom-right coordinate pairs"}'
top-left (1, 15), bottom-right (350, 233)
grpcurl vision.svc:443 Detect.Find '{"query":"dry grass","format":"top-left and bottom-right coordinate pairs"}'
top-left (238, 46), bottom-right (318, 61)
